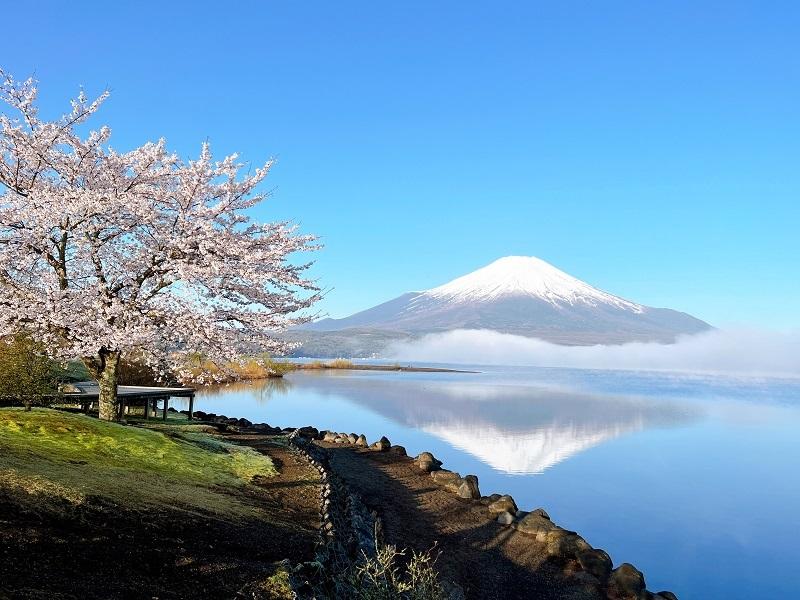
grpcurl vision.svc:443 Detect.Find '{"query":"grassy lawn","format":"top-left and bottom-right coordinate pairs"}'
top-left (0, 407), bottom-right (276, 518)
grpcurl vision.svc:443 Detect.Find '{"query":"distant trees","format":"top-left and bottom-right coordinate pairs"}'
top-left (0, 68), bottom-right (320, 421)
top-left (0, 333), bottom-right (64, 410)
top-left (116, 352), bottom-right (170, 387)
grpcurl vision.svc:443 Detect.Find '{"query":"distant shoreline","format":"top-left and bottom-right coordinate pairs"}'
top-left (290, 362), bottom-right (478, 374)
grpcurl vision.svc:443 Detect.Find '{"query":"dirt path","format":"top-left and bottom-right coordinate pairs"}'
top-left (322, 443), bottom-right (603, 600)
top-left (0, 432), bottom-right (320, 600)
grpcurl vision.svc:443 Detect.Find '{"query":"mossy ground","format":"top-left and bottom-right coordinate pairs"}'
top-left (0, 408), bottom-right (320, 599)
top-left (0, 408), bottom-right (275, 518)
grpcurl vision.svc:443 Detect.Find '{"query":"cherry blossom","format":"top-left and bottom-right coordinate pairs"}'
top-left (0, 69), bottom-right (320, 420)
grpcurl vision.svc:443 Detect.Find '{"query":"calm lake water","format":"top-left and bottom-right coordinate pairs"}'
top-left (181, 365), bottom-right (800, 599)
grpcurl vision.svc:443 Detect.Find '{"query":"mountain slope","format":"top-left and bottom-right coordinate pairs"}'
top-left (300, 256), bottom-right (711, 350)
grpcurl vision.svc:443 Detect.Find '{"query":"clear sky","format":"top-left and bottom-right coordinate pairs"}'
top-left (2, 1), bottom-right (798, 329)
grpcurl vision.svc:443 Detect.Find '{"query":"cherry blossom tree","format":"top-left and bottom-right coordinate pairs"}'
top-left (0, 69), bottom-right (320, 421)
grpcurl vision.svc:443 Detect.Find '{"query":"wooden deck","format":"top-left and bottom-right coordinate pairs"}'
top-left (61, 382), bottom-right (197, 420)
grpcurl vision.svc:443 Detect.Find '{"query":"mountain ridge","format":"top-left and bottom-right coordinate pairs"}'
top-left (293, 256), bottom-right (711, 356)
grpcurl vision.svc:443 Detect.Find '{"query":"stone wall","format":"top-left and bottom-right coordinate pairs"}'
top-left (313, 429), bottom-right (679, 600)
top-left (189, 410), bottom-right (678, 600)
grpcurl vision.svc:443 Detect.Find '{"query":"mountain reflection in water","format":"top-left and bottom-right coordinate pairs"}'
top-left (199, 373), bottom-right (697, 474)
top-left (191, 368), bottom-right (800, 599)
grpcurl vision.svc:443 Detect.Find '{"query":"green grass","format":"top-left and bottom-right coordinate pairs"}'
top-left (0, 408), bottom-right (276, 518)
top-left (246, 564), bottom-right (295, 599)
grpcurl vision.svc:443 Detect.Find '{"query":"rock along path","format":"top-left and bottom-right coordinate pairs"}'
top-left (320, 442), bottom-right (604, 600)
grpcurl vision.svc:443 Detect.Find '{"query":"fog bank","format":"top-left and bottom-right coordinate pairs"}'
top-left (386, 328), bottom-right (800, 377)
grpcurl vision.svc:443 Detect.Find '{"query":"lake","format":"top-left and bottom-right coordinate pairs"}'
top-left (182, 365), bottom-right (800, 599)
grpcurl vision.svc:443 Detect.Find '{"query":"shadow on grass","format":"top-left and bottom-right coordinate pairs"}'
top-left (0, 482), bottom-right (316, 600)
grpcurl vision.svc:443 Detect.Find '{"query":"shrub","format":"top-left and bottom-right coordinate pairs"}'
top-left (328, 358), bottom-right (354, 369)
top-left (347, 544), bottom-right (445, 600)
top-left (315, 539), bottom-right (447, 600)
top-left (251, 353), bottom-right (295, 378)
top-left (178, 352), bottom-right (294, 384)
top-left (0, 333), bottom-right (64, 410)
top-left (303, 358), bottom-right (353, 370)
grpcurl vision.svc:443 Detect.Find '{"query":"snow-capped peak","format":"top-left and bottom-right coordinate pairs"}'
top-left (424, 256), bottom-right (643, 311)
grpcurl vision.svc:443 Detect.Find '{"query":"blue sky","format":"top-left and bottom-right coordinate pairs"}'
top-left (2, 1), bottom-right (798, 328)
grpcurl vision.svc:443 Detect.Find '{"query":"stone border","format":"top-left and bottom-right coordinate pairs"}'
top-left (313, 430), bottom-right (680, 600)
top-left (286, 429), bottom-right (384, 598)
top-left (189, 413), bottom-right (679, 600)
top-left (289, 429), bottom-right (380, 557)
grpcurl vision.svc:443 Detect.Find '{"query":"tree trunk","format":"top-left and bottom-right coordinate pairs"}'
top-left (97, 351), bottom-right (121, 422)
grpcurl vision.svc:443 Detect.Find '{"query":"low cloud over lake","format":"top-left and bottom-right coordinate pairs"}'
top-left (387, 328), bottom-right (800, 377)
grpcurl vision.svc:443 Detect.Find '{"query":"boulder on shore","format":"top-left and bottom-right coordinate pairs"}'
top-left (322, 431), bottom-right (337, 442)
top-left (355, 434), bottom-right (368, 447)
top-left (576, 548), bottom-right (612, 581)
top-left (457, 475), bottom-right (481, 499)
top-left (252, 423), bottom-right (281, 434)
top-left (530, 507), bottom-right (550, 520)
top-left (607, 563), bottom-right (646, 598)
top-left (487, 495), bottom-right (518, 516)
top-left (416, 451), bottom-right (442, 472)
top-left (371, 436), bottom-right (391, 451)
top-left (545, 530), bottom-right (591, 558)
top-left (431, 470), bottom-right (463, 492)
top-left (389, 445), bottom-right (407, 456)
top-left (514, 515), bottom-right (586, 557)
top-left (496, 511), bottom-right (515, 525)
top-left (297, 426), bottom-right (319, 438)
top-left (514, 512), bottom-right (560, 539)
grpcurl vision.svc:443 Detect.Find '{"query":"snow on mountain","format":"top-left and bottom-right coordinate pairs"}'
top-left (424, 256), bottom-right (643, 311)
top-left (298, 256), bottom-right (712, 349)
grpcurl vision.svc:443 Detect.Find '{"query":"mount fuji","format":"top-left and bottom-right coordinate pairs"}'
top-left (291, 256), bottom-right (711, 356)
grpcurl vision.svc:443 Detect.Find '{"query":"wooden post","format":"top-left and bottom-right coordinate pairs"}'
top-left (144, 398), bottom-right (150, 420)
top-left (162, 397), bottom-right (168, 420)
top-left (188, 393), bottom-right (194, 420)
